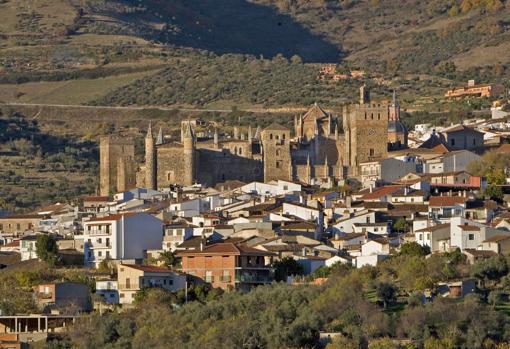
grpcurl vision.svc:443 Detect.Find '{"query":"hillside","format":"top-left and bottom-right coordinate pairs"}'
top-left (0, 0), bottom-right (509, 111)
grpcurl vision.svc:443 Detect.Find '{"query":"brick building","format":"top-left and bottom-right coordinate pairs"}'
top-left (177, 242), bottom-right (275, 291)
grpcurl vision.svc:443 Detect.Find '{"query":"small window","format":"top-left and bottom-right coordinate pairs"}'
top-left (270, 134), bottom-right (273, 140)
top-left (468, 234), bottom-right (474, 241)
top-left (369, 149), bottom-right (374, 157)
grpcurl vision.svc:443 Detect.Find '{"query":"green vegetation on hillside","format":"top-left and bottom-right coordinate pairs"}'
top-left (0, 107), bottom-right (98, 211)
top-left (34, 251), bottom-right (510, 349)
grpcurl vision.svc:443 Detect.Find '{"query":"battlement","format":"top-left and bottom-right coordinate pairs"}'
top-left (100, 135), bottom-right (135, 146)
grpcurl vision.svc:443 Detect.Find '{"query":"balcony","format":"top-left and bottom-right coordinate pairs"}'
top-left (88, 242), bottom-right (111, 249)
top-left (235, 271), bottom-right (273, 284)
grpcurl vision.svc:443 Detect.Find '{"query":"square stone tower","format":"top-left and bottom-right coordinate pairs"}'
top-left (99, 135), bottom-right (136, 196)
top-left (343, 86), bottom-right (389, 176)
top-left (261, 123), bottom-right (292, 182)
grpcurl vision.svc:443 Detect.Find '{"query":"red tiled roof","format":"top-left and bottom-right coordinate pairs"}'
top-left (121, 264), bottom-right (177, 273)
top-left (177, 242), bottom-right (274, 256)
top-left (361, 185), bottom-right (403, 200)
top-left (87, 212), bottom-right (138, 222)
top-left (457, 225), bottom-right (480, 232)
top-left (483, 235), bottom-right (510, 243)
top-left (429, 196), bottom-right (466, 207)
top-left (496, 144), bottom-right (510, 154)
top-left (83, 196), bottom-right (109, 202)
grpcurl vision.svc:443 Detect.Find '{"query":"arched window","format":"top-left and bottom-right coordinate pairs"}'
top-left (282, 134), bottom-right (286, 140)
top-left (270, 134), bottom-right (273, 140)
top-left (276, 149), bottom-right (280, 156)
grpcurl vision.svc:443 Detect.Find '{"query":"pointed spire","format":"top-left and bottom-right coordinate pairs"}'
top-left (156, 126), bottom-right (164, 145)
top-left (146, 121), bottom-right (153, 139)
top-left (183, 119), bottom-right (193, 139)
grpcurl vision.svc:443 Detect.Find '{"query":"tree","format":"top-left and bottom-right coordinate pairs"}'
top-left (392, 217), bottom-right (409, 234)
top-left (273, 257), bottom-right (304, 282)
top-left (376, 281), bottom-right (397, 309)
top-left (472, 256), bottom-right (508, 287)
top-left (399, 242), bottom-right (429, 257)
top-left (488, 290), bottom-right (504, 308)
top-left (369, 337), bottom-right (398, 349)
top-left (158, 250), bottom-right (180, 268)
top-left (35, 234), bottom-right (59, 266)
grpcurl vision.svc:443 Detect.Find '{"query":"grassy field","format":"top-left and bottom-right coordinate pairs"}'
top-left (0, 69), bottom-right (159, 104)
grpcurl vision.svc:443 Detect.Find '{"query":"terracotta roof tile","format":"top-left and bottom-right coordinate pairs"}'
top-left (429, 196), bottom-right (466, 206)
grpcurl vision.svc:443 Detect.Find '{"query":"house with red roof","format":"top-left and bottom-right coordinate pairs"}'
top-left (428, 195), bottom-right (467, 222)
top-left (177, 242), bottom-right (275, 291)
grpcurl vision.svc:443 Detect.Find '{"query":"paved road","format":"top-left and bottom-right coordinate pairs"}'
top-left (0, 102), bottom-right (305, 114)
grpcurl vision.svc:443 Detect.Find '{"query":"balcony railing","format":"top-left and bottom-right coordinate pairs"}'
top-left (235, 272), bottom-right (273, 283)
top-left (88, 242), bottom-right (111, 249)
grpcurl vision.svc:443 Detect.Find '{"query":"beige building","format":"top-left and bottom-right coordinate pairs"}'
top-left (99, 86), bottom-right (407, 194)
top-left (117, 264), bottom-right (186, 304)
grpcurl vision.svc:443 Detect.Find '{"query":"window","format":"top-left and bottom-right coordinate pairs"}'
top-left (276, 161), bottom-right (281, 169)
top-left (418, 234), bottom-right (423, 241)
top-left (16, 223), bottom-right (20, 230)
top-left (451, 139), bottom-right (455, 146)
top-left (120, 293), bottom-right (124, 298)
top-left (369, 149), bottom-right (374, 157)
top-left (468, 234), bottom-right (474, 241)
top-left (270, 134), bottom-right (273, 140)
top-left (125, 278), bottom-right (131, 289)
top-left (98, 251), bottom-right (102, 257)
top-left (205, 271), bottom-right (213, 283)
top-left (473, 139), bottom-right (476, 146)
top-left (276, 149), bottom-right (280, 156)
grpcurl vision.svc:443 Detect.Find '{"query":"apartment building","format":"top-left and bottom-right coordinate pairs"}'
top-left (82, 212), bottom-right (163, 268)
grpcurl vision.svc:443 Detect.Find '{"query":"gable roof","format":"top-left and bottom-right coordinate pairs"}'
top-left (428, 196), bottom-right (466, 207)
top-left (483, 234), bottom-right (510, 243)
top-left (419, 134), bottom-right (453, 152)
top-left (302, 103), bottom-right (329, 121)
top-left (361, 185), bottom-right (403, 200)
top-left (86, 212), bottom-right (139, 222)
top-left (177, 242), bottom-right (275, 256)
top-left (442, 124), bottom-right (482, 134)
top-left (121, 264), bottom-right (178, 273)
top-left (264, 123), bottom-right (289, 131)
